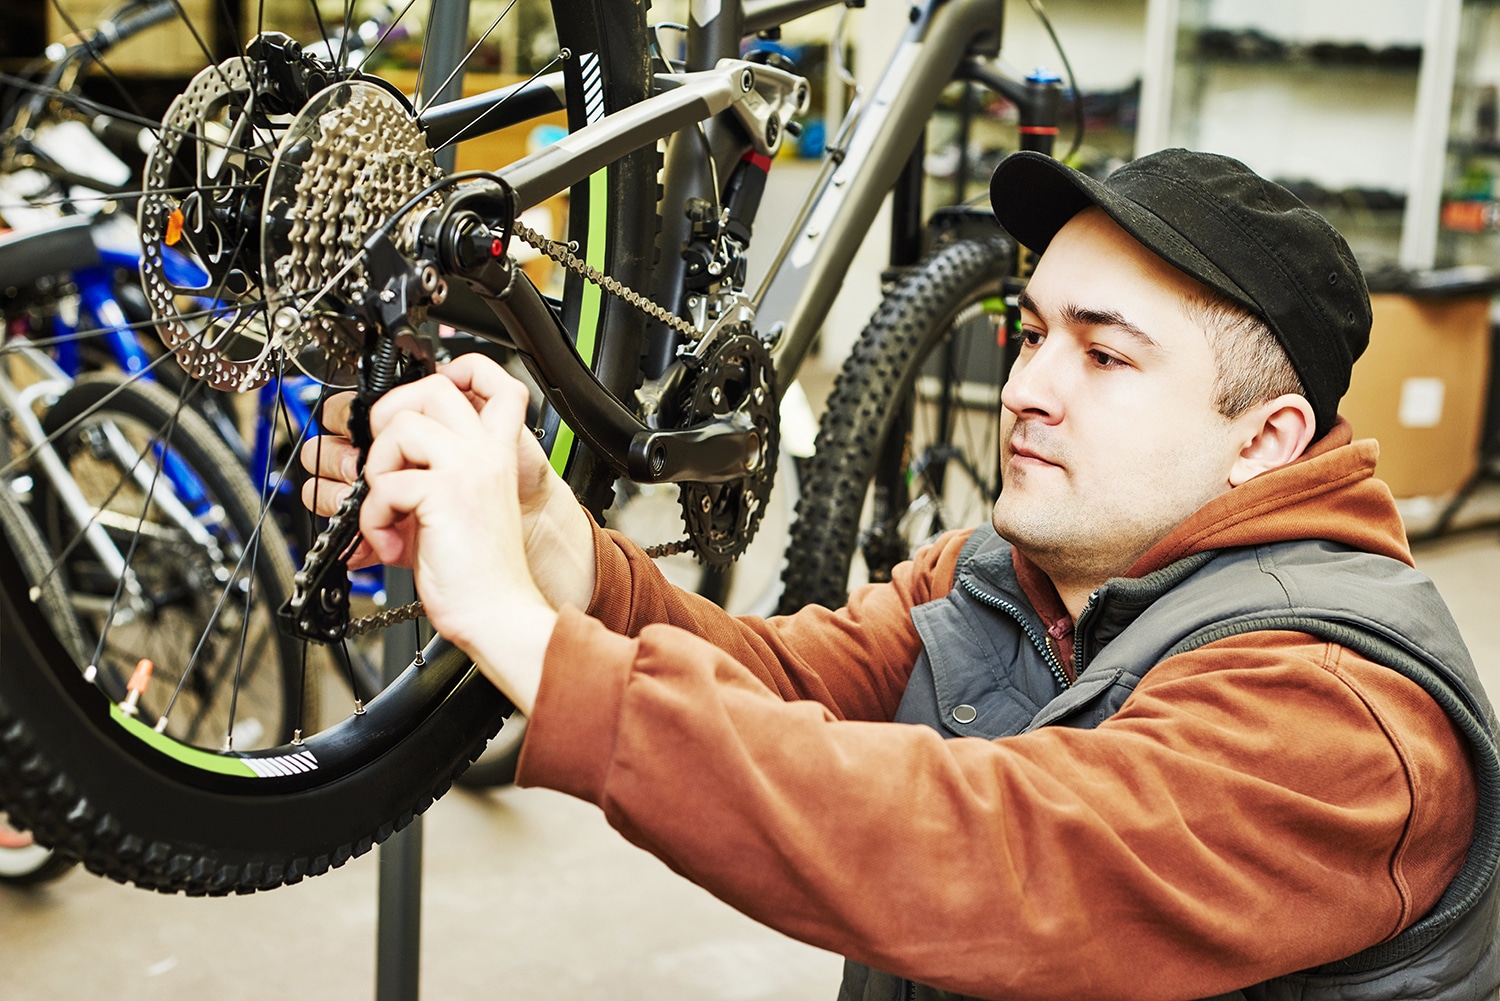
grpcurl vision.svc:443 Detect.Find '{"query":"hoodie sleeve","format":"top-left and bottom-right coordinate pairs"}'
top-left (518, 545), bottom-right (1473, 1001)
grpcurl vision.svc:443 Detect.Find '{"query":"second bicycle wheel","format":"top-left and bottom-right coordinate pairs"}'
top-left (33, 373), bottom-right (312, 748)
top-left (779, 235), bottom-right (1016, 613)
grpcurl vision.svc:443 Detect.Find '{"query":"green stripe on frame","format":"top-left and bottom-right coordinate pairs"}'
top-left (548, 167), bottom-right (610, 478)
top-left (111, 704), bottom-right (258, 777)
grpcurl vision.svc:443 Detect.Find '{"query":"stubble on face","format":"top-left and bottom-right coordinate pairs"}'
top-left (990, 209), bottom-right (1242, 598)
top-left (992, 413), bottom-right (1232, 590)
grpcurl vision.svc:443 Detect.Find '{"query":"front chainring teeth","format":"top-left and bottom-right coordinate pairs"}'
top-left (679, 333), bottom-right (779, 563)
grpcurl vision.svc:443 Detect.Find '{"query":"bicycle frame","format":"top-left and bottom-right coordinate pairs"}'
top-left (419, 0), bottom-right (1009, 487)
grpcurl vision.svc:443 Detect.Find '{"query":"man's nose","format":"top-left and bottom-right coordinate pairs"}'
top-left (1000, 342), bottom-right (1063, 423)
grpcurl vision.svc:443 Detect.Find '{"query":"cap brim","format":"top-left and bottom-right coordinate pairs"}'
top-left (989, 152), bottom-right (1257, 315)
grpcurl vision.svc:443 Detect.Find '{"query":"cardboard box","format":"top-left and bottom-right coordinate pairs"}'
top-left (1339, 293), bottom-right (1492, 498)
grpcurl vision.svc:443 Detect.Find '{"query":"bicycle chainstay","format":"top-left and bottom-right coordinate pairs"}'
top-left (291, 197), bottom-right (751, 641)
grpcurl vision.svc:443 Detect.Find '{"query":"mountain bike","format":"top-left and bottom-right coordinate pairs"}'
top-left (0, 0), bottom-right (1072, 894)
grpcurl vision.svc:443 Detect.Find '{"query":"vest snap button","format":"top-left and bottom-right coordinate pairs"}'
top-left (952, 704), bottom-right (978, 725)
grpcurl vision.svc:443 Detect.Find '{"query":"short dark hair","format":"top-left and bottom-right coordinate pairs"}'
top-left (1183, 290), bottom-right (1306, 420)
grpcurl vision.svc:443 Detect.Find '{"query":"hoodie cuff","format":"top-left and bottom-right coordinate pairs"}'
top-left (584, 514), bottom-right (636, 635)
top-left (515, 604), bottom-right (635, 805)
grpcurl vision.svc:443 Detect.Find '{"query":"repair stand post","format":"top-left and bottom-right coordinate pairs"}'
top-left (374, 2), bottom-right (470, 994)
top-left (375, 567), bottom-right (423, 1001)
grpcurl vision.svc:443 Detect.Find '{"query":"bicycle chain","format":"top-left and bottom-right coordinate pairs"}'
top-left (511, 218), bottom-right (700, 340)
top-left (347, 599), bottom-right (427, 638)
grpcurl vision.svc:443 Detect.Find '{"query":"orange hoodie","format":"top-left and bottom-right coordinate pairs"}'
top-left (517, 423), bottom-right (1476, 1001)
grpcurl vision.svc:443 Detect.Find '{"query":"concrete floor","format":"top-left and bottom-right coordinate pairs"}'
top-left (4, 475), bottom-right (1499, 1001)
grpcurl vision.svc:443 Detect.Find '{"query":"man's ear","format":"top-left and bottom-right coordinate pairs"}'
top-left (1228, 394), bottom-right (1316, 486)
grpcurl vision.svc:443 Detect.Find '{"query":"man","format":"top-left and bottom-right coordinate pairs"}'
top-left (305, 149), bottom-right (1499, 1000)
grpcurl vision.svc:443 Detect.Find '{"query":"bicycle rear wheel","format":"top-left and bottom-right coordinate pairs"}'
top-left (778, 235), bottom-right (1015, 613)
top-left (0, 0), bottom-right (656, 893)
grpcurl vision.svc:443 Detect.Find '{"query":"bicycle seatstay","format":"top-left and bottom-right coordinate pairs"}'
top-left (749, 0), bottom-right (1006, 395)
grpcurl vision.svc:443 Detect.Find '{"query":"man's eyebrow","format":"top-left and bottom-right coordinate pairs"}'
top-left (1015, 289), bottom-right (1161, 351)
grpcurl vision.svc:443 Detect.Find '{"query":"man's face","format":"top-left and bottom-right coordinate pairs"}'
top-left (992, 207), bottom-right (1247, 588)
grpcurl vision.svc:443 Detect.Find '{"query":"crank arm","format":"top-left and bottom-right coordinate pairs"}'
top-left (444, 246), bottom-right (759, 484)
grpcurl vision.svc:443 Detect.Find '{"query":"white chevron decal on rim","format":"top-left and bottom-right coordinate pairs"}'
top-left (579, 51), bottom-right (604, 124)
top-left (242, 749), bottom-right (320, 778)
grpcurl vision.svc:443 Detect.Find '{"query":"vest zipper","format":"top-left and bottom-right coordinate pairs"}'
top-left (1071, 589), bottom-right (1102, 675)
top-left (959, 576), bottom-right (1071, 688)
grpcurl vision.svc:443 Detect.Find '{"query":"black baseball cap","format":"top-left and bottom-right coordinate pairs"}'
top-left (989, 148), bottom-right (1371, 439)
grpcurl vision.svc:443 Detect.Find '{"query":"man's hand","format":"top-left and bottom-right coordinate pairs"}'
top-left (298, 355), bottom-right (597, 713)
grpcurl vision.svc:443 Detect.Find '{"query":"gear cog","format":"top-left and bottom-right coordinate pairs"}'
top-left (678, 333), bottom-right (779, 564)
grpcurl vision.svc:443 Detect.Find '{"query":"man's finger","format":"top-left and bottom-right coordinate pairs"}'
top-left (299, 433), bottom-right (360, 485)
top-left (439, 353), bottom-right (519, 407)
top-left (300, 476), bottom-right (353, 518)
top-left (364, 410), bottom-right (468, 480)
top-left (359, 468), bottom-right (433, 564)
top-left (368, 373), bottom-right (484, 439)
top-left (476, 373), bottom-right (533, 440)
top-left (319, 392), bottom-right (356, 437)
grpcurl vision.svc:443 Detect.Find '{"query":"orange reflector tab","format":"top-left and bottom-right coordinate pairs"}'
top-left (127, 658), bottom-right (154, 693)
top-left (165, 209), bottom-right (185, 246)
top-left (120, 659), bottom-right (154, 717)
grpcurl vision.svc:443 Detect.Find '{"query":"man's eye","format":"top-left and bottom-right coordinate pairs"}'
top-left (1089, 349), bottom-right (1124, 368)
top-left (1012, 328), bottom-right (1044, 348)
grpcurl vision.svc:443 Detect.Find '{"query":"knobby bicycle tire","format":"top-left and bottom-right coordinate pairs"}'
top-left (0, 0), bottom-right (654, 892)
top-left (778, 235), bottom-right (1015, 613)
top-left (0, 482), bottom-right (84, 886)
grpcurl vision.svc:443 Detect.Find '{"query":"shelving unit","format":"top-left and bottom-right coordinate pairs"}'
top-left (1436, 0), bottom-right (1500, 268)
top-left (1144, 0), bottom-right (1428, 271)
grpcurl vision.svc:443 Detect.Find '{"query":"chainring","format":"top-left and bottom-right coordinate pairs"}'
top-left (678, 333), bottom-right (779, 564)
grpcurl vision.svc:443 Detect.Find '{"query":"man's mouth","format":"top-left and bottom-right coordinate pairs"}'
top-left (1008, 442), bottom-right (1060, 468)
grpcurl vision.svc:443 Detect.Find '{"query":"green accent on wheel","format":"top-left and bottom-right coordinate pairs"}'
top-left (547, 167), bottom-right (611, 479)
top-left (110, 705), bottom-right (258, 777)
top-left (981, 296), bottom-right (1006, 313)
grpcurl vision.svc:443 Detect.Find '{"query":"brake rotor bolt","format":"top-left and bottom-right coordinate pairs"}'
top-left (273, 306), bottom-right (300, 331)
top-left (379, 289), bottom-right (396, 303)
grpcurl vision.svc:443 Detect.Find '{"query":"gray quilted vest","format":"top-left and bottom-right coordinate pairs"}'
top-left (839, 525), bottom-right (1500, 1001)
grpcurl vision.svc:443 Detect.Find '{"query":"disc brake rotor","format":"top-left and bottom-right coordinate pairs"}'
top-left (139, 41), bottom-right (441, 393)
top-left (139, 56), bottom-right (280, 392)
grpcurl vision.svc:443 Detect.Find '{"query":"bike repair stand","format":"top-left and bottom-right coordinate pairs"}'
top-left (373, 1), bottom-right (470, 995)
top-left (375, 565), bottom-right (424, 1001)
